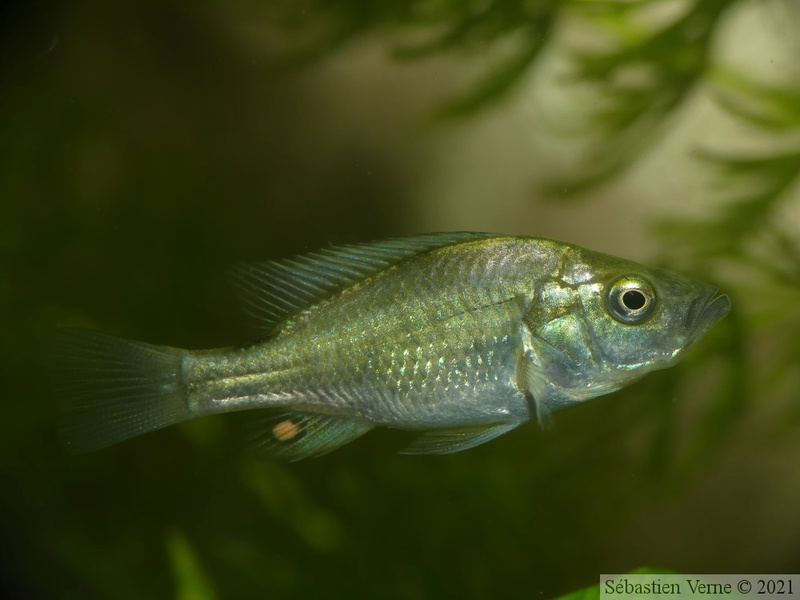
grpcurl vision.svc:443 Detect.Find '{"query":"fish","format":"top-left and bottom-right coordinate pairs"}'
top-left (48, 232), bottom-right (731, 460)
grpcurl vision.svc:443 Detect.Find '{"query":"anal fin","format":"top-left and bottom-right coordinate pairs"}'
top-left (246, 410), bottom-right (373, 462)
top-left (399, 423), bottom-right (520, 455)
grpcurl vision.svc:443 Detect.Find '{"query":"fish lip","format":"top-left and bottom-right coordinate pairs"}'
top-left (689, 290), bottom-right (731, 343)
top-left (664, 290), bottom-right (730, 365)
top-left (703, 291), bottom-right (731, 323)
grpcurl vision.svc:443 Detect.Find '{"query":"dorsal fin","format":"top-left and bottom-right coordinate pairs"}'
top-left (229, 232), bottom-right (494, 333)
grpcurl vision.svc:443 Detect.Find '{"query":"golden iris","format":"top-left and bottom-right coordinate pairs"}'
top-left (607, 276), bottom-right (656, 324)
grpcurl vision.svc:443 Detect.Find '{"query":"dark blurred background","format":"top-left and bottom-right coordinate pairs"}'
top-left (2, 0), bottom-right (799, 598)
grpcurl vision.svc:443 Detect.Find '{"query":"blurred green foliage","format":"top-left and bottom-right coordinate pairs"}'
top-left (2, 0), bottom-right (799, 599)
top-left (553, 0), bottom-right (734, 194)
top-left (278, 0), bottom-right (741, 189)
top-left (557, 567), bottom-right (677, 600)
top-left (275, 0), bottom-right (800, 471)
top-left (167, 530), bottom-right (217, 600)
top-left (661, 68), bottom-right (800, 264)
top-left (276, 0), bottom-right (557, 117)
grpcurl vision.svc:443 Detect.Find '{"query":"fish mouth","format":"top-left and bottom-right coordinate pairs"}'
top-left (661, 290), bottom-right (730, 366)
top-left (688, 289), bottom-right (731, 343)
top-left (702, 292), bottom-right (731, 323)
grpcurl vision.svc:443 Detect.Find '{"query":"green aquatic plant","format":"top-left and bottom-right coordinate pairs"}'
top-left (272, 0), bottom-right (800, 483)
top-left (277, 0), bottom-right (744, 187)
top-left (625, 65), bottom-right (800, 482)
top-left (660, 68), bottom-right (800, 264)
top-left (557, 567), bottom-right (678, 600)
top-left (3, 1), bottom-right (800, 599)
top-left (550, 0), bottom-right (736, 194)
top-left (275, 0), bottom-right (558, 118)
top-left (659, 67), bottom-right (800, 442)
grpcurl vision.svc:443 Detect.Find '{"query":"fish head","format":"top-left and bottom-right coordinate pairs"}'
top-left (523, 250), bottom-right (731, 408)
top-left (585, 265), bottom-right (729, 365)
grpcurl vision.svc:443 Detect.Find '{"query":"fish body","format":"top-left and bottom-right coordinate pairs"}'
top-left (49, 233), bottom-right (731, 459)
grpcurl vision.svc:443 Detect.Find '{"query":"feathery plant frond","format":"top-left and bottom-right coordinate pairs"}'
top-left (546, 0), bottom-right (738, 196)
top-left (657, 69), bottom-right (800, 277)
top-left (393, 0), bottom-right (557, 118)
top-left (273, 0), bottom-right (799, 211)
top-left (275, 0), bottom-right (557, 118)
top-left (267, 0), bottom-right (798, 479)
top-left (275, 0), bottom-right (417, 66)
top-left (714, 68), bottom-right (800, 132)
top-left (655, 67), bottom-right (800, 436)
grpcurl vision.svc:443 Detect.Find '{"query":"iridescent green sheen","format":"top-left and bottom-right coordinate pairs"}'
top-left (50, 233), bottom-right (730, 459)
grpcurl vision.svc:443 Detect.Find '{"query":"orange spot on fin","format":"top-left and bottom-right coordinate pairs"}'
top-left (272, 420), bottom-right (300, 441)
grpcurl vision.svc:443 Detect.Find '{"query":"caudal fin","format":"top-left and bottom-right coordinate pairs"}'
top-left (48, 329), bottom-right (191, 453)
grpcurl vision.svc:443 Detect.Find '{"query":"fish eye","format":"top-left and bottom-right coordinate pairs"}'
top-left (607, 277), bottom-right (656, 324)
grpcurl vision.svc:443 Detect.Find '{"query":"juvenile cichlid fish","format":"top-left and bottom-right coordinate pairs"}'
top-left (49, 233), bottom-right (730, 460)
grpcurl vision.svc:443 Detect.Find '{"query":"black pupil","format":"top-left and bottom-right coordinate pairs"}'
top-left (622, 290), bottom-right (647, 310)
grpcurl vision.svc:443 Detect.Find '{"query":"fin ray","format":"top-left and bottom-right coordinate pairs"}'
top-left (230, 232), bottom-right (495, 332)
top-left (400, 422), bottom-right (520, 455)
top-left (48, 329), bottom-right (191, 453)
top-left (518, 353), bottom-right (553, 427)
top-left (246, 409), bottom-right (373, 461)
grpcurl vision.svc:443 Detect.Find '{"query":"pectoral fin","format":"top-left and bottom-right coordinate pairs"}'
top-left (399, 423), bottom-right (520, 455)
top-left (246, 410), bottom-right (373, 461)
top-left (518, 352), bottom-right (553, 428)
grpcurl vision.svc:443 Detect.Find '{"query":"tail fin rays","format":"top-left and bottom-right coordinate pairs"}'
top-left (48, 329), bottom-right (191, 453)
